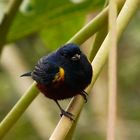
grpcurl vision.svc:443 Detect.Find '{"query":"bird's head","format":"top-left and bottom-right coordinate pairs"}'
top-left (58, 43), bottom-right (81, 61)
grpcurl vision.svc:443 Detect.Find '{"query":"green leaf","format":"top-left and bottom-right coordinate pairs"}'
top-left (40, 15), bottom-right (84, 51)
top-left (7, 0), bottom-right (104, 43)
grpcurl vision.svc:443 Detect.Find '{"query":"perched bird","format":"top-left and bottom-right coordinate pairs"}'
top-left (21, 43), bottom-right (93, 120)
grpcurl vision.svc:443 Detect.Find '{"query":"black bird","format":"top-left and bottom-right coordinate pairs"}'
top-left (21, 43), bottom-right (93, 120)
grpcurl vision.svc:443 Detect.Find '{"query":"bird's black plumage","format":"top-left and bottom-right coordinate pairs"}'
top-left (21, 43), bottom-right (93, 120)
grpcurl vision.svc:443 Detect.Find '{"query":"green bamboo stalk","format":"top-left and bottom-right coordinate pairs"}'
top-left (49, 0), bottom-right (139, 139)
top-left (89, 25), bottom-right (108, 61)
top-left (107, 0), bottom-right (117, 140)
top-left (89, 0), bottom-right (124, 62)
top-left (88, 0), bottom-right (108, 61)
top-left (67, 7), bottom-right (108, 44)
top-left (0, 0), bottom-right (23, 53)
top-left (67, 0), bottom-right (124, 45)
top-left (0, 82), bottom-right (39, 139)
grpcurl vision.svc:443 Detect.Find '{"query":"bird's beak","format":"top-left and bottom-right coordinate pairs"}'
top-left (71, 54), bottom-right (80, 61)
top-left (20, 72), bottom-right (32, 77)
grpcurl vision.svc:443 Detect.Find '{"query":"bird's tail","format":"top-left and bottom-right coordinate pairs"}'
top-left (20, 72), bottom-right (32, 77)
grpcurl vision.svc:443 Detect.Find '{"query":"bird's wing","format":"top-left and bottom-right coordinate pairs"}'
top-left (32, 57), bottom-right (59, 84)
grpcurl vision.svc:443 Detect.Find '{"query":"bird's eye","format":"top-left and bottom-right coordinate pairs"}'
top-left (71, 54), bottom-right (80, 61)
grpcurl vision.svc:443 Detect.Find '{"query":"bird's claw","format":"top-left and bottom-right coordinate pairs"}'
top-left (80, 90), bottom-right (88, 103)
top-left (60, 110), bottom-right (74, 121)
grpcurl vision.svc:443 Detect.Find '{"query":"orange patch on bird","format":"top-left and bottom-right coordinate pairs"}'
top-left (53, 67), bottom-right (65, 83)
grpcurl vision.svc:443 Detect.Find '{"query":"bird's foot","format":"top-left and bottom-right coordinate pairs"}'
top-left (80, 90), bottom-right (88, 103)
top-left (60, 109), bottom-right (74, 121)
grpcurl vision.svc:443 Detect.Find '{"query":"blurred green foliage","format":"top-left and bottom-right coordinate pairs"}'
top-left (7, 0), bottom-right (104, 44)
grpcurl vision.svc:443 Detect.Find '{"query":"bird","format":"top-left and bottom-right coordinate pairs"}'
top-left (21, 43), bottom-right (93, 120)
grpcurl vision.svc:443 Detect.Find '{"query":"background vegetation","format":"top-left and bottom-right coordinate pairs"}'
top-left (0, 0), bottom-right (140, 140)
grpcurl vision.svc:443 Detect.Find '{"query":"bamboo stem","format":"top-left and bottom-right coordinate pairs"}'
top-left (0, 82), bottom-right (39, 139)
top-left (107, 0), bottom-right (117, 140)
